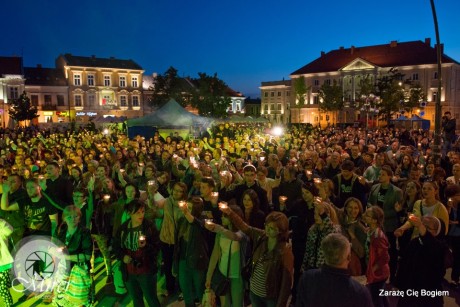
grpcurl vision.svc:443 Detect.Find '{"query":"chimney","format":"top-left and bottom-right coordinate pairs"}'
top-left (36, 64), bottom-right (42, 69)
top-left (390, 40), bottom-right (397, 47)
top-left (436, 43), bottom-right (444, 54)
top-left (321, 51), bottom-right (325, 57)
top-left (425, 38), bottom-right (431, 46)
top-left (351, 46), bottom-right (355, 54)
top-left (339, 46), bottom-right (344, 50)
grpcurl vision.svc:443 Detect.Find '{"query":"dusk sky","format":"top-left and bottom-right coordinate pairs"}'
top-left (2, 0), bottom-right (459, 98)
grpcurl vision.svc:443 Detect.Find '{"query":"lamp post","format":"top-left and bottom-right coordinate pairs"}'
top-left (430, 0), bottom-right (443, 164)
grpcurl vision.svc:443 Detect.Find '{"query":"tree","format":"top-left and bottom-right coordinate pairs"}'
top-left (404, 83), bottom-right (427, 115)
top-left (149, 66), bottom-right (192, 107)
top-left (8, 91), bottom-right (39, 125)
top-left (190, 72), bottom-right (231, 118)
top-left (293, 76), bottom-right (310, 124)
top-left (373, 68), bottom-right (406, 124)
top-left (318, 80), bottom-right (343, 123)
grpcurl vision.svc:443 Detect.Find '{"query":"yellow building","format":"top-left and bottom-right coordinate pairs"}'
top-left (55, 54), bottom-right (145, 123)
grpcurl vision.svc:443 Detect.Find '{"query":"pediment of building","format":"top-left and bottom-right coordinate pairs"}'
top-left (340, 58), bottom-right (377, 71)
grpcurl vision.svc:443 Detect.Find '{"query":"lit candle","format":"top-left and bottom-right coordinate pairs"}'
top-left (178, 201), bottom-right (186, 208)
top-left (260, 156), bottom-right (265, 161)
top-left (139, 235), bottom-right (146, 243)
top-left (103, 194), bottom-right (111, 202)
top-left (279, 196), bottom-right (288, 203)
top-left (119, 169), bottom-right (125, 173)
top-left (148, 180), bottom-right (156, 186)
top-left (205, 219), bottom-right (213, 225)
top-left (38, 175), bottom-right (45, 180)
top-left (313, 178), bottom-right (322, 184)
top-left (211, 192), bottom-right (219, 198)
top-left (306, 170), bottom-right (312, 176)
top-left (139, 162), bottom-right (144, 167)
top-left (314, 196), bottom-right (322, 203)
top-left (218, 202), bottom-right (228, 209)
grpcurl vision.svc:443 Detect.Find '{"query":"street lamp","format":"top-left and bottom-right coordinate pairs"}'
top-left (361, 94), bottom-right (380, 144)
top-left (429, 0), bottom-right (443, 163)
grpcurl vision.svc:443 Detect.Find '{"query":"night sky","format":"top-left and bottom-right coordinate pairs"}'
top-left (2, 0), bottom-right (459, 98)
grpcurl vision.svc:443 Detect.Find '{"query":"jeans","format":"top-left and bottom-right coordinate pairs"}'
top-left (450, 235), bottom-right (460, 282)
top-left (178, 260), bottom-right (206, 307)
top-left (249, 291), bottom-right (276, 307)
top-left (161, 242), bottom-right (176, 293)
top-left (125, 273), bottom-right (160, 307)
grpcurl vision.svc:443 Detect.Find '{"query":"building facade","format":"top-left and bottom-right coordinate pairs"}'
top-left (55, 54), bottom-right (145, 123)
top-left (262, 39), bottom-right (460, 128)
top-left (0, 56), bottom-right (25, 128)
top-left (260, 80), bottom-right (291, 124)
top-left (24, 65), bottom-right (69, 123)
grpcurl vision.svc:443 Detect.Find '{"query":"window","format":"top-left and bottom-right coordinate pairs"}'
top-left (132, 76), bottom-right (138, 88)
top-left (132, 96), bottom-right (139, 107)
top-left (314, 79), bottom-right (319, 86)
top-left (119, 76), bottom-right (126, 87)
top-left (313, 96), bottom-right (319, 104)
top-left (434, 72), bottom-right (438, 79)
top-left (325, 79), bottom-right (331, 85)
top-left (74, 74), bottom-right (81, 86)
top-left (87, 75), bottom-right (95, 86)
top-left (88, 94), bottom-right (95, 107)
top-left (278, 104), bottom-right (282, 111)
top-left (57, 95), bottom-right (65, 106)
top-left (270, 92), bottom-right (274, 97)
top-left (432, 92), bottom-right (438, 102)
top-left (75, 95), bottom-right (82, 107)
top-left (277, 91), bottom-right (281, 96)
top-left (104, 76), bottom-right (111, 87)
top-left (264, 104), bottom-right (268, 111)
top-left (120, 95), bottom-right (127, 107)
top-left (44, 95), bottom-right (52, 105)
top-left (286, 91), bottom-right (290, 97)
top-left (9, 87), bottom-right (19, 99)
top-left (412, 73), bottom-right (419, 81)
top-left (264, 92), bottom-right (268, 97)
top-left (31, 95), bottom-right (39, 106)
top-left (270, 104), bottom-right (274, 110)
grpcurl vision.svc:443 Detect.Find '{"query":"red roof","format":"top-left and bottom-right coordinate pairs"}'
top-left (0, 56), bottom-right (23, 75)
top-left (291, 40), bottom-right (459, 75)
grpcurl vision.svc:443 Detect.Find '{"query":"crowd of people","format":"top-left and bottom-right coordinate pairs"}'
top-left (0, 117), bottom-right (458, 307)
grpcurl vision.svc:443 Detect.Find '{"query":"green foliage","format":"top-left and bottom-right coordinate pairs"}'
top-left (8, 91), bottom-right (39, 124)
top-left (373, 68), bottom-right (406, 123)
top-left (318, 80), bottom-right (343, 113)
top-left (190, 72), bottom-right (231, 118)
top-left (405, 83), bottom-right (427, 114)
top-left (149, 66), bottom-right (192, 107)
top-left (293, 76), bottom-right (309, 105)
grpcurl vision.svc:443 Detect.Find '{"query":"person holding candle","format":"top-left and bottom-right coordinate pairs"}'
top-left (52, 205), bottom-right (93, 306)
top-left (362, 206), bottom-right (390, 307)
top-left (159, 182), bottom-right (188, 297)
top-left (173, 197), bottom-right (209, 307)
top-left (113, 200), bottom-right (161, 307)
top-left (218, 205), bottom-right (293, 307)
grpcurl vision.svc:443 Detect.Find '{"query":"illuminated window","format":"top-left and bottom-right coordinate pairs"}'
top-left (87, 75), bottom-right (95, 86)
top-left (119, 76), bottom-right (126, 87)
top-left (278, 104), bottom-right (282, 111)
top-left (120, 96), bottom-right (127, 106)
top-left (75, 95), bottom-right (82, 107)
top-left (412, 73), bottom-right (419, 81)
top-left (104, 76), bottom-right (111, 87)
top-left (132, 77), bottom-right (138, 88)
top-left (74, 74), bottom-right (81, 86)
top-left (132, 96), bottom-right (139, 107)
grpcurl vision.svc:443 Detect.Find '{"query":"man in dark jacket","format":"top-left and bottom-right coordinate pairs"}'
top-left (443, 111), bottom-right (457, 157)
top-left (296, 233), bottom-right (372, 307)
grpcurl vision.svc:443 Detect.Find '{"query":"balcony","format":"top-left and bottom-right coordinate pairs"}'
top-left (41, 104), bottom-right (57, 111)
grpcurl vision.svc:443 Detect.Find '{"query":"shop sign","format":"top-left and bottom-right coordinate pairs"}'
top-left (43, 111), bottom-right (54, 116)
